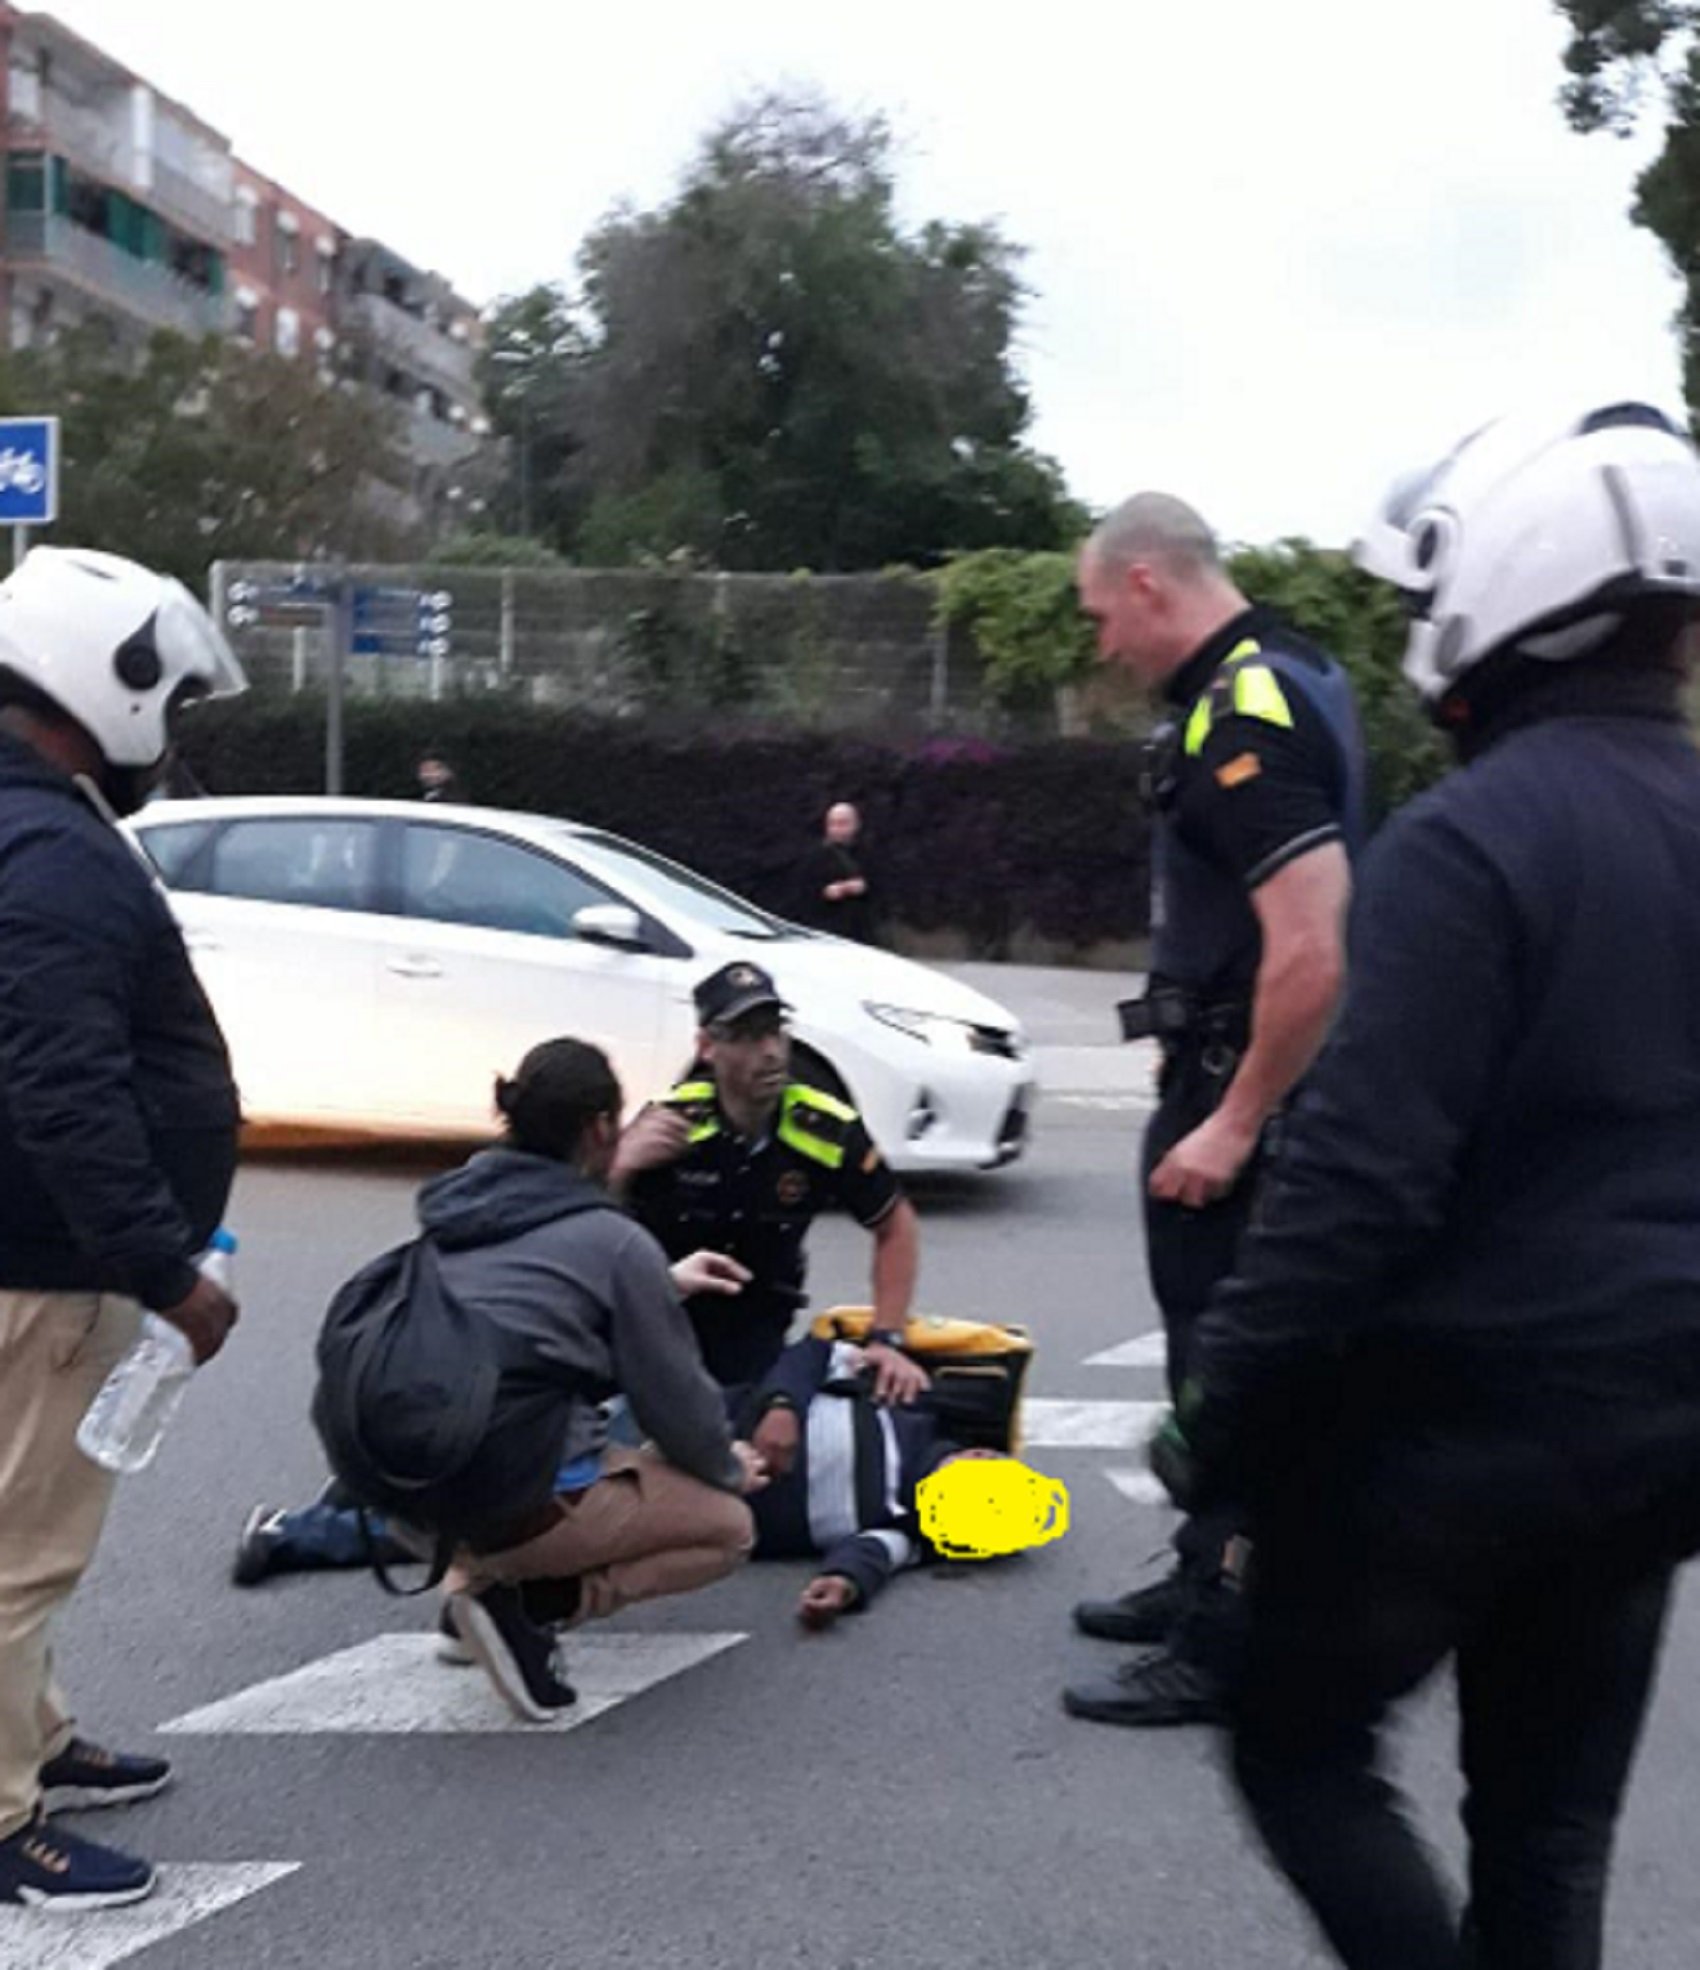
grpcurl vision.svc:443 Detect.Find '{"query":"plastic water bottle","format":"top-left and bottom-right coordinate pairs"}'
top-left (77, 1229), bottom-right (237, 1474)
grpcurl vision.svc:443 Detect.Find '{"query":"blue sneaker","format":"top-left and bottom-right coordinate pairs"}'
top-left (0, 1816), bottom-right (155, 1908)
top-left (39, 1738), bottom-right (171, 1814)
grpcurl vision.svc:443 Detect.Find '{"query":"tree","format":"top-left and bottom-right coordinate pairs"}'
top-left (0, 327), bottom-right (416, 586)
top-left (486, 92), bottom-right (1081, 570)
top-left (1553, 4), bottom-right (1700, 416)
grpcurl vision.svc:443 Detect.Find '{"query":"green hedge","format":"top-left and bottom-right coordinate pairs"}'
top-left (174, 698), bottom-right (1151, 958)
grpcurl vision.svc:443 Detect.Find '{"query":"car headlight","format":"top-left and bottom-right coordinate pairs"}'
top-left (864, 1003), bottom-right (986, 1052)
top-left (865, 1004), bottom-right (1029, 1059)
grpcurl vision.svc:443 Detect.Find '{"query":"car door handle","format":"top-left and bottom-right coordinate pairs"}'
top-left (386, 955), bottom-right (444, 980)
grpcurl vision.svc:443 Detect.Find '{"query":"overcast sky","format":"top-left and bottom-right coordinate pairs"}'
top-left (41, 0), bottom-right (1687, 548)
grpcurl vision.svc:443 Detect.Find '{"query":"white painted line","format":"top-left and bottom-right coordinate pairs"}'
top-left (0, 1862), bottom-right (299, 1969)
top-left (1084, 1331), bottom-right (1168, 1370)
top-left (160, 1630), bottom-right (747, 1736)
top-left (1021, 1399), bottom-right (1165, 1450)
top-left (1106, 1467), bottom-right (1170, 1508)
top-left (1046, 1093), bottom-right (1155, 1113)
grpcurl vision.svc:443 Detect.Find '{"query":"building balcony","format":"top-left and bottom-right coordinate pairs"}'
top-left (4, 213), bottom-right (228, 340)
top-left (341, 290), bottom-right (476, 404)
top-left (137, 153), bottom-right (232, 249)
top-left (404, 404), bottom-right (482, 472)
top-left (8, 83), bottom-right (232, 245)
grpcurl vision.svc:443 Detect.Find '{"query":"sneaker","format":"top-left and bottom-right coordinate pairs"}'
top-left (435, 1604), bottom-right (473, 1666)
top-left (38, 1739), bottom-right (171, 1814)
top-left (1062, 1647), bottom-right (1227, 1728)
top-left (447, 1584), bottom-right (576, 1724)
top-left (232, 1505), bottom-right (287, 1587)
top-left (0, 1816), bottom-right (155, 1908)
top-left (1072, 1567), bottom-right (1190, 1645)
top-left (435, 1577), bottom-right (580, 1667)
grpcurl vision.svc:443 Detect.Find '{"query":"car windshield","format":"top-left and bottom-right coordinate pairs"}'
top-left (564, 830), bottom-right (789, 939)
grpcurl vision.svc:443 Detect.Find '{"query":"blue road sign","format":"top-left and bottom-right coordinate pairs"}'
top-left (0, 417), bottom-right (58, 526)
top-left (349, 583), bottom-right (452, 657)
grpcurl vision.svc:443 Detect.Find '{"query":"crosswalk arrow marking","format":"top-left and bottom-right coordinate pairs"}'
top-left (159, 1631), bottom-right (748, 1736)
top-left (0, 1862), bottom-right (299, 1969)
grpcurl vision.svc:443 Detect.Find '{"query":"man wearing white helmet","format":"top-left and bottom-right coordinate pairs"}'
top-left (0, 549), bottom-right (245, 1909)
top-left (1167, 403), bottom-right (1700, 1967)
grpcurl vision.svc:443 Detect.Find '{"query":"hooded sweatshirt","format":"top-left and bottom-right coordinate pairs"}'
top-left (416, 1147), bottom-right (741, 1493)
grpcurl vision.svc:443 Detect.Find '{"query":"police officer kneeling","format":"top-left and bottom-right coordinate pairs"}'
top-left (611, 962), bottom-right (926, 1406)
top-left (1174, 402), bottom-right (1700, 1967)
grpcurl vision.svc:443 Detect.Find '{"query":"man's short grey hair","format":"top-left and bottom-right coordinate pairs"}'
top-left (1088, 493), bottom-right (1221, 579)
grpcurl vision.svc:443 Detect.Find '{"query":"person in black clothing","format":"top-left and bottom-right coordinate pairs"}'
top-left (1170, 401), bottom-right (1700, 1969)
top-left (614, 960), bottom-right (925, 1403)
top-left (793, 801), bottom-right (876, 944)
top-left (0, 549), bottom-right (246, 1911)
top-left (416, 748), bottom-right (463, 803)
top-left (1063, 493), bottom-right (1363, 1727)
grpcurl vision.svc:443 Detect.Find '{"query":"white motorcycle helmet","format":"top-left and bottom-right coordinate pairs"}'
top-left (0, 546), bottom-right (246, 767)
top-left (1354, 401), bottom-right (1700, 705)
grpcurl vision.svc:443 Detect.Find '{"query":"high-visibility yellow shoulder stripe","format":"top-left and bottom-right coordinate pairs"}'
top-left (1229, 664), bottom-right (1294, 730)
top-left (662, 1078), bottom-right (720, 1144)
top-left (1184, 695), bottom-right (1213, 757)
top-left (1225, 637), bottom-right (1262, 665)
top-left (779, 1115), bottom-right (846, 1169)
top-left (786, 1084), bottom-right (857, 1126)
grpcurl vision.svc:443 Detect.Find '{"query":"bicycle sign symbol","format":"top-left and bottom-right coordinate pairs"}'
top-left (0, 418), bottom-right (58, 525)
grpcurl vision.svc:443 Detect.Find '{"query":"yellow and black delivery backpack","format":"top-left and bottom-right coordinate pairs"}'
top-left (809, 1308), bottom-right (1035, 1454)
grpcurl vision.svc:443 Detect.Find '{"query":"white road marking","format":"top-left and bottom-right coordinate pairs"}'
top-left (1083, 1331), bottom-right (1168, 1370)
top-left (1021, 1399), bottom-right (1165, 1449)
top-left (159, 1630), bottom-right (747, 1736)
top-left (0, 1862), bottom-right (298, 1969)
top-left (1045, 1093), bottom-right (1155, 1113)
top-left (1106, 1467), bottom-right (1170, 1508)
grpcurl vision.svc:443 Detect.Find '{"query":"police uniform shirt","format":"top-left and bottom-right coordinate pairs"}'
top-left (628, 1076), bottom-right (902, 1389)
top-left (1150, 606), bottom-right (1362, 1003)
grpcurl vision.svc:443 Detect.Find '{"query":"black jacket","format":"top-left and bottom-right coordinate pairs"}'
top-left (1196, 668), bottom-right (1700, 1480)
top-left (0, 733), bottom-right (239, 1308)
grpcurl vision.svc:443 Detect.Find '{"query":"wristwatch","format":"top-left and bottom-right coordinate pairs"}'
top-left (868, 1328), bottom-right (907, 1352)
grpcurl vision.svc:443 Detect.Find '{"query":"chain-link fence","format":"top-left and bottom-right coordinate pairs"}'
top-left (210, 562), bottom-right (1025, 738)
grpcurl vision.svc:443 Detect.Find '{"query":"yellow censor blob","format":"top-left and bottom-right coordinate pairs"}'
top-left (916, 1456), bottom-right (1070, 1561)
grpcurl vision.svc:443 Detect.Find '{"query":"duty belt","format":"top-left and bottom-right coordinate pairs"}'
top-left (1116, 985), bottom-right (1250, 1052)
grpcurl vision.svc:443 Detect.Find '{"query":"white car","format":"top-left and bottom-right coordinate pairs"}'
top-left (126, 797), bottom-right (1035, 1173)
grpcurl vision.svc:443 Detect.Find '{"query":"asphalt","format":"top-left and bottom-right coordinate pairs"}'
top-left (25, 963), bottom-right (1700, 1968)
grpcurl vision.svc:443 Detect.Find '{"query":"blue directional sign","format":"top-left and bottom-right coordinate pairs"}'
top-left (0, 417), bottom-right (58, 526)
top-left (225, 570), bottom-right (339, 630)
top-left (351, 584), bottom-right (453, 658)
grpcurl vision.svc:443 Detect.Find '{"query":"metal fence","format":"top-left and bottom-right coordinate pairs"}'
top-left (210, 562), bottom-right (1017, 738)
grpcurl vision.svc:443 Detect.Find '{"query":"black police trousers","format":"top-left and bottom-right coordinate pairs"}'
top-left (1229, 1372), bottom-right (1691, 1970)
top-left (1140, 1047), bottom-right (1258, 1616)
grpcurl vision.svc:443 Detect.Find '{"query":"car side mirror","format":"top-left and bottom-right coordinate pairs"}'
top-left (573, 903), bottom-right (648, 951)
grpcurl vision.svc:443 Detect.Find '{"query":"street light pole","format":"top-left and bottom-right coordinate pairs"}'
top-left (518, 389), bottom-right (533, 539)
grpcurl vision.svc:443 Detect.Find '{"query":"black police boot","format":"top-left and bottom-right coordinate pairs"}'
top-left (1062, 1644), bottom-right (1228, 1728)
top-left (1072, 1565), bottom-right (1190, 1645)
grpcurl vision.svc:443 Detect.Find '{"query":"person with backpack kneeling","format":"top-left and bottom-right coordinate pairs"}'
top-left (313, 1038), bottom-right (769, 1724)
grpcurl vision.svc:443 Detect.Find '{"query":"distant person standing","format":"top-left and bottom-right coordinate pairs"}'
top-left (416, 749), bottom-right (464, 804)
top-left (795, 802), bottom-right (875, 943)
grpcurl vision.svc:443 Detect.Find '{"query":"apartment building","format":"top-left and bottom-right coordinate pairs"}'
top-left (229, 159), bottom-right (338, 373)
top-left (0, 5), bottom-right (486, 510)
top-left (0, 6), bottom-right (232, 349)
